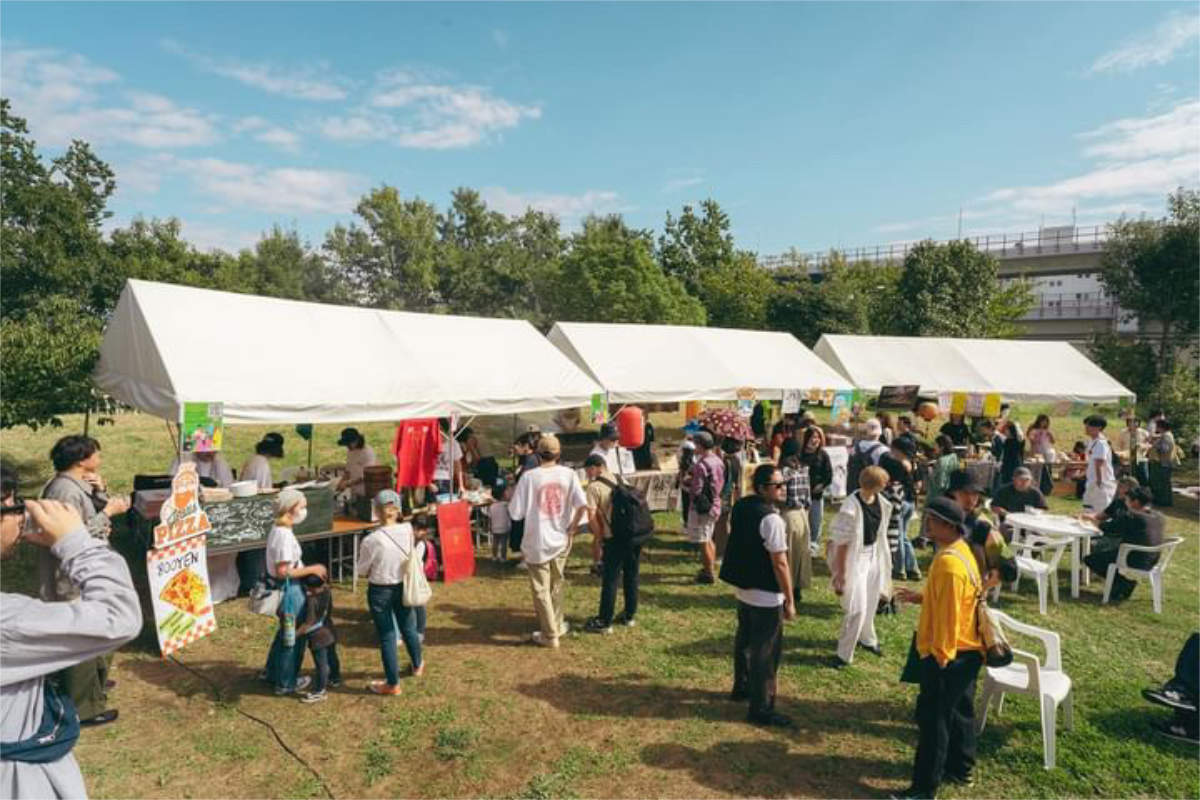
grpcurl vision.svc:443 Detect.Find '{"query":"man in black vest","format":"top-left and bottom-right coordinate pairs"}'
top-left (719, 463), bottom-right (796, 727)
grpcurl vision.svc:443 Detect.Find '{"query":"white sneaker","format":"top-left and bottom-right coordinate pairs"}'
top-left (516, 561), bottom-right (528, 571)
top-left (530, 631), bottom-right (560, 648)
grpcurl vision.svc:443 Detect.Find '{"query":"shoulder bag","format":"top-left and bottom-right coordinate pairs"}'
top-left (943, 546), bottom-right (1013, 668)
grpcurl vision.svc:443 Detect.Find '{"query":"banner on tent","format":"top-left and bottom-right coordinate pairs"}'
top-left (180, 402), bottom-right (224, 453)
top-left (589, 393), bottom-right (608, 425)
top-left (736, 388), bottom-right (756, 418)
top-left (782, 390), bottom-right (802, 415)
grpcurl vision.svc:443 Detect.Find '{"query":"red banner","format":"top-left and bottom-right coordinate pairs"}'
top-left (436, 501), bottom-right (474, 584)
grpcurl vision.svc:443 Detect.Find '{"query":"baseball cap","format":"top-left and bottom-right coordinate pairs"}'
top-left (892, 437), bottom-right (917, 458)
top-left (374, 489), bottom-right (402, 507)
top-left (1013, 466), bottom-right (1033, 480)
top-left (598, 423), bottom-right (619, 441)
top-left (947, 469), bottom-right (985, 495)
top-left (538, 433), bottom-right (562, 457)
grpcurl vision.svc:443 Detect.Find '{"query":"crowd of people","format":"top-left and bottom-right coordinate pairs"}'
top-left (0, 401), bottom-right (1190, 799)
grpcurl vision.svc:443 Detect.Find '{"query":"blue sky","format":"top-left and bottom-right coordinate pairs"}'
top-left (4, 2), bottom-right (1198, 256)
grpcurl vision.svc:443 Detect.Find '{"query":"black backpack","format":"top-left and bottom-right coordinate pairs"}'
top-left (846, 441), bottom-right (886, 496)
top-left (598, 477), bottom-right (655, 546)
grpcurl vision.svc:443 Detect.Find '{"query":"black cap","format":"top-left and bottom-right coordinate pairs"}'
top-left (946, 469), bottom-right (985, 495)
top-left (598, 423), bottom-right (619, 441)
top-left (337, 427), bottom-right (361, 446)
top-left (263, 432), bottom-right (284, 446)
top-left (892, 437), bottom-right (917, 458)
top-left (926, 496), bottom-right (966, 536)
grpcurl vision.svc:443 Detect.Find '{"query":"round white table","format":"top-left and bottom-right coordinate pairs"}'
top-left (1005, 512), bottom-right (1101, 599)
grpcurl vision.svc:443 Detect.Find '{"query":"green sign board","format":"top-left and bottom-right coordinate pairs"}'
top-left (181, 402), bottom-right (224, 453)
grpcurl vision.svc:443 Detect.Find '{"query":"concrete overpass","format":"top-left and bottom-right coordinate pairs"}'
top-left (758, 224), bottom-right (1128, 346)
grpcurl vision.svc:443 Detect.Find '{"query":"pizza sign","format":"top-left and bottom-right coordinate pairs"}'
top-left (146, 534), bottom-right (216, 656)
top-left (153, 462), bottom-right (212, 549)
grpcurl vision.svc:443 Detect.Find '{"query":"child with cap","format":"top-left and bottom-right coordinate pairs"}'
top-left (357, 490), bottom-right (423, 695)
top-left (295, 573), bottom-right (342, 703)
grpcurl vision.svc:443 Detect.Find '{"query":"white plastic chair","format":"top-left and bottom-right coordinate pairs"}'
top-left (1008, 534), bottom-right (1070, 615)
top-left (977, 610), bottom-right (1073, 769)
top-left (1101, 536), bottom-right (1184, 614)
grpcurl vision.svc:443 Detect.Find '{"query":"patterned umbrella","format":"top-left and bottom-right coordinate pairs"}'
top-left (696, 407), bottom-right (756, 442)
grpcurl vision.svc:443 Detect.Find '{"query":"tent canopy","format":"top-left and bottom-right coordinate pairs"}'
top-left (812, 334), bottom-right (1134, 404)
top-left (547, 321), bottom-right (854, 404)
top-left (94, 280), bottom-right (602, 424)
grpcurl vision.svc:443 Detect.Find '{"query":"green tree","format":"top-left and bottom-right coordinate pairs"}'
top-left (1088, 333), bottom-right (1160, 402)
top-left (550, 215), bottom-right (705, 325)
top-left (436, 188), bottom-right (513, 315)
top-left (891, 239), bottom-right (1033, 337)
top-left (657, 199), bottom-right (735, 297)
top-left (1098, 188), bottom-right (1200, 374)
top-left (699, 251), bottom-right (777, 329)
top-left (322, 186), bottom-right (440, 310)
top-left (765, 266), bottom-right (862, 346)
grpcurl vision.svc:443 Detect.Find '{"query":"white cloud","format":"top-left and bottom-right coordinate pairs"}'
top-left (2, 45), bottom-right (219, 148)
top-left (1089, 11), bottom-right (1200, 74)
top-left (162, 39), bottom-right (347, 100)
top-left (178, 220), bottom-right (264, 253)
top-left (319, 70), bottom-right (541, 149)
top-left (177, 157), bottom-right (364, 214)
top-left (1078, 100), bottom-right (1199, 160)
top-left (662, 176), bottom-right (705, 193)
top-left (234, 116), bottom-right (301, 152)
top-left (480, 187), bottom-right (629, 224)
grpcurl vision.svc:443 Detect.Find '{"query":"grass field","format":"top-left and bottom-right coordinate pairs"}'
top-left (1, 411), bottom-right (1197, 798)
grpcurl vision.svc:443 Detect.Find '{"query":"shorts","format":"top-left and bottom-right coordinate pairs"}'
top-left (687, 509), bottom-right (717, 544)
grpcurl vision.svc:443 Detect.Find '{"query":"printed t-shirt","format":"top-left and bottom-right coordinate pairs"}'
top-left (734, 514), bottom-right (788, 608)
top-left (393, 419), bottom-right (440, 488)
top-left (435, 433), bottom-right (464, 482)
top-left (508, 465), bottom-right (587, 565)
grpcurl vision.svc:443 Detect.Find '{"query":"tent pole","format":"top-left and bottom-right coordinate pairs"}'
top-left (83, 408), bottom-right (90, 437)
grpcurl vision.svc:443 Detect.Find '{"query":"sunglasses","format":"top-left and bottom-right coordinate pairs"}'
top-left (0, 498), bottom-right (25, 516)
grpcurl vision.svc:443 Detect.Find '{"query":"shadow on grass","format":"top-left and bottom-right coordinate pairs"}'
top-left (1088, 707), bottom-right (1200, 757)
top-left (517, 672), bottom-right (914, 744)
top-left (418, 603), bottom-right (542, 647)
top-left (641, 739), bottom-right (907, 798)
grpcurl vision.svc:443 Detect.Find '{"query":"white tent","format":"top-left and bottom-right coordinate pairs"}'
top-left (94, 280), bottom-right (603, 424)
top-left (812, 334), bottom-right (1134, 403)
top-left (546, 321), bottom-right (854, 403)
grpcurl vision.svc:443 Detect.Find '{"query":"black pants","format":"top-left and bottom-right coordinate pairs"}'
top-left (732, 601), bottom-right (783, 719)
top-left (598, 540), bottom-right (641, 625)
top-left (1149, 462), bottom-right (1174, 507)
top-left (912, 651), bottom-right (982, 794)
top-left (1174, 634), bottom-right (1199, 697)
top-left (1084, 547), bottom-right (1139, 598)
top-left (309, 643), bottom-right (341, 693)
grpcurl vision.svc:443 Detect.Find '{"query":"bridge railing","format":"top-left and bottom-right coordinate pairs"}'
top-left (760, 224), bottom-right (1111, 273)
top-left (1019, 290), bottom-right (1118, 321)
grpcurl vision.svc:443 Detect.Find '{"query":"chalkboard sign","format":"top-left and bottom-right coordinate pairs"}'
top-left (204, 485), bottom-right (334, 552)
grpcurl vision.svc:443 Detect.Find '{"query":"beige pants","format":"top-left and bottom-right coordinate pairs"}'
top-left (527, 552), bottom-right (569, 641)
top-left (784, 509), bottom-right (812, 591)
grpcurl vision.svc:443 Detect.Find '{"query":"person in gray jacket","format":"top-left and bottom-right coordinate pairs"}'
top-left (1, 463), bottom-right (142, 799)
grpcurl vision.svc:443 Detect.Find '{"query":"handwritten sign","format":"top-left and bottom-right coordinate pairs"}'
top-left (153, 462), bottom-right (213, 549)
top-left (782, 390), bottom-right (802, 415)
top-left (147, 533), bottom-right (216, 656)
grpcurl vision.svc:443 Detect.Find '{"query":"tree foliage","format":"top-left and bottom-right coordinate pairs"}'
top-left (1098, 188), bottom-right (1200, 373)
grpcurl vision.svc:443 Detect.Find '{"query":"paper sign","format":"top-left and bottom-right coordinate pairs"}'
top-left (152, 463), bottom-right (212, 549)
top-left (181, 402), bottom-right (223, 453)
top-left (949, 392), bottom-right (967, 415)
top-left (147, 533), bottom-right (216, 657)
top-left (966, 393), bottom-right (985, 416)
top-left (830, 390), bottom-right (853, 421)
top-left (589, 393), bottom-right (608, 425)
top-left (937, 392), bottom-right (952, 414)
top-left (826, 446), bottom-right (849, 499)
top-left (437, 500), bottom-right (475, 584)
top-left (982, 393), bottom-right (1003, 418)
top-left (782, 390), bottom-right (802, 415)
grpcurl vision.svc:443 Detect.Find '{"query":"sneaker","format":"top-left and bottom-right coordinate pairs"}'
top-left (530, 631), bottom-right (560, 648)
top-left (1156, 719), bottom-right (1200, 744)
top-left (328, 678), bottom-right (343, 689)
top-left (274, 676), bottom-right (312, 696)
top-left (300, 690), bottom-right (327, 704)
top-left (1144, 684), bottom-right (1199, 713)
top-left (694, 572), bottom-right (715, 585)
top-left (367, 680), bottom-right (402, 696)
top-left (584, 617), bottom-right (614, 635)
top-left (944, 771), bottom-right (975, 787)
top-left (515, 560), bottom-right (529, 571)
top-left (615, 612), bottom-right (636, 628)
top-left (747, 711), bottom-right (792, 728)
top-left (79, 709), bottom-right (119, 727)
top-left (831, 656), bottom-right (851, 669)
top-left (860, 643), bottom-right (883, 657)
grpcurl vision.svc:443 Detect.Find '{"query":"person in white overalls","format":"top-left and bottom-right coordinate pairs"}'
top-left (827, 465), bottom-right (894, 667)
top-left (1082, 415), bottom-right (1117, 514)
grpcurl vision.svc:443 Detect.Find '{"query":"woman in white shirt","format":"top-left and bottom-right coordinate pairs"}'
top-left (262, 488), bottom-right (326, 696)
top-left (241, 433), bottom-right (284, 490)
top-left (357, 490), bottom-right (425, 695)
top-left (337, 427), bottom-right (377, 497)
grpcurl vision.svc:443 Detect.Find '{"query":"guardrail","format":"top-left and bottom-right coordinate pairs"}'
top-left (1020, 291), bottom-right (1118, 321)
top-left (760, 224), bottom-right (1111, 272)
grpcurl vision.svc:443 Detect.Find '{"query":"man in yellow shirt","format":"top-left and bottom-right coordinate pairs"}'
top-left (894, 496), bottom-right (985, 799)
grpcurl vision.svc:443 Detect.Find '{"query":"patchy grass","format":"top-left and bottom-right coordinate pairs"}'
top-left (1, 410), bottom-right (1196, 798)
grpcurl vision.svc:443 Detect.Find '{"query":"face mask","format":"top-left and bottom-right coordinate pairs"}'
top-left (292, 508), bottom-right (308, 524)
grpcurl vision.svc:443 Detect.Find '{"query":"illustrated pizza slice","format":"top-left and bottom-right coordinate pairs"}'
top-left (159, 568), bottom-right (211, 617)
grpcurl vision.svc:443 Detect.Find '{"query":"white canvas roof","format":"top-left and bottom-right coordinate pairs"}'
top-left (94, 280), bottom-right (602, 423)
top-left (812, 334), bottom-right (1134, 403)
top-left (547, 321), bottom-right (854, 403)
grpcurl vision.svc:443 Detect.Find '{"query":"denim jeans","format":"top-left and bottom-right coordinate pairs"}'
top-left (309, 643), bottom-right (341, 693)
top-left (895, 500), bottom-right (919, 575)
top-left (598, 540), bottom-right (641, 625)
top-left (367, 583), bottom-right (422, 685)
top-left (264, 580), bottom-right (307, 691)
top-left (808, 497), bottom-right (825, 547)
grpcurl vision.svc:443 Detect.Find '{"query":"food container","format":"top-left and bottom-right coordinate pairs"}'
top-left (230, 480), bottom-right (257, 498)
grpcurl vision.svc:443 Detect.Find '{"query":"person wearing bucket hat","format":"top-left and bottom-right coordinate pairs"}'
top-left (893, 495), bottom-right (985, 799)
top-left (241, 433), bottom-right (285, 490)
top-left (336, 427), bottom-right (377, 498)
top-left (942, 470), bottom-right (1017, 586)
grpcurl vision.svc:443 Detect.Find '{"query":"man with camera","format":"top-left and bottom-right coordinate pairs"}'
top-left (1, 463), bottom-right (142, 798)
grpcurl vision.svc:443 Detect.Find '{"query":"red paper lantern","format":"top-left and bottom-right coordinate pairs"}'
top-left (616, 406), bottom-right (645, 449)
